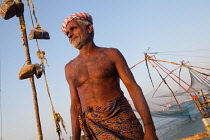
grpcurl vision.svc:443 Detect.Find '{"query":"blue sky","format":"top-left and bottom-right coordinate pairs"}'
top-left (1, 0), bottom-right (210, 139)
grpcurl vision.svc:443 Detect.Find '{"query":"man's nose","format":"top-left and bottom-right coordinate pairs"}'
top-left (67, 32), bottom-right (73, 38)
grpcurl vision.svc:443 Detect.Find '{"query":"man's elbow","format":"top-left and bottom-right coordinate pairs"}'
top-left (127, 85), bottom-right (144, 98)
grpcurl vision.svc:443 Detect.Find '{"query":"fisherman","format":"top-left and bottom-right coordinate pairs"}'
top-left (63, 12), bottom-right (158, 140)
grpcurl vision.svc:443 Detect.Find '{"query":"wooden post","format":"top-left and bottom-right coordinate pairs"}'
top-left (17, 0), bottom-right (43, 139)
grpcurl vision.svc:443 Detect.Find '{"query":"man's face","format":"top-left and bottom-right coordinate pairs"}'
top-left (66, 20), bottom-right (90, 50)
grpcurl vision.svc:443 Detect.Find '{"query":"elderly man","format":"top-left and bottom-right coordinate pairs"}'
top-left (63, 12), bottom-right (158, 140)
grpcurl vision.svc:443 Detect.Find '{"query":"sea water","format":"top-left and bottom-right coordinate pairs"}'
top-left (150, 102), bottom-right (208, 140)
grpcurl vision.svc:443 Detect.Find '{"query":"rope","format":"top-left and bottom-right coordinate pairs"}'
top-left (26, 0), bottom-right (41, 50)
top-left (37, 50), bottom-right (48, 66)
top-left (155, 60), bottom-right (199, 93)
top-left (150, 60), bottom-right (204, 114)
top-left (26, 0), bottom-right (66, 138)
top-left (152, 59), bottom-right (210, 71)
top-left (147, 59), bottom-right (183, 112)
top-left (42, 65), bottom-right (67, 140)
top-left (153, 60), bottom-right (198, 94)
top-left (151, 61), bottom-right (189, 98)
top-left (37, 47), bottom-right (66, 140)
top-left (145, 53), bottom-right (208, 93)
top-left (29, 0), bottom-right (41, 30)
top-left (190, 69), bottom-right (210, 88)
top-left (26, 0), bottom-right (35, 28)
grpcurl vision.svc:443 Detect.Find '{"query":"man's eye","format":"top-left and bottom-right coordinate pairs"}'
top-left (70, 27), bottom-right (75, 30)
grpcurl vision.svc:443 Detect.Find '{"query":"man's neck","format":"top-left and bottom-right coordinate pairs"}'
top-left (79, 41), bottom-right (97, 57)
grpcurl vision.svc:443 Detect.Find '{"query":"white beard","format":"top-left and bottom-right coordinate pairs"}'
top-left (71, 32), bottom-right (90, 50)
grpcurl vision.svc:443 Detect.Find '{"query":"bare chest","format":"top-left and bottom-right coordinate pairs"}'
top-left (70, 54), bottom-right (116, 87)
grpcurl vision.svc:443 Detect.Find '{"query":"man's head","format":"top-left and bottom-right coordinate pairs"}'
top-left (62, 12), bottom-right (93, 34)
top-left (62, 12), bottom-right (94, 49)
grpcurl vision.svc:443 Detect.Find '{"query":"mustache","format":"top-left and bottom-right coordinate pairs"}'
top-left (69, 35), bottom-right (78, 42)
top-left (69, 34), bottom-right (77, 39)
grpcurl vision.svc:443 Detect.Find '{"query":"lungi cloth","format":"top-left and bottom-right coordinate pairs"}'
top-left (79, 94), bottom-right (144, 140)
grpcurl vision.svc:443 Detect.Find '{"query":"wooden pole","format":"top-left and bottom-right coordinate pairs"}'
top-left (17, 0), bottom-right (43, 139)
top-left (147, 59), bottom-right (184, 112)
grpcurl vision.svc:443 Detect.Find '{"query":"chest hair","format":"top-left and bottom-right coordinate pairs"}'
top-left (70, 51), bottom-right (116, 87)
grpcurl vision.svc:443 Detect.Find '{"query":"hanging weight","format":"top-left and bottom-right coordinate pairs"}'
top-left (28, 28), bottom-right (50, 40)
top-left (0, 0), bottom-right (17, 20)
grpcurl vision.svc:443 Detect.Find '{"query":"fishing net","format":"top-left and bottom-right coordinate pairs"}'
top-left (143, 69), bottom-right (210, 118)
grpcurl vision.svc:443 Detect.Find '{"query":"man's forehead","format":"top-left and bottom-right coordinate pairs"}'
top-left (66, 20), bottom-right (80, 28)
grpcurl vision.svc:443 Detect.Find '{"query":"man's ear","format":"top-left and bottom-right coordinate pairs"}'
top-left (87, 24), bottom-right (93, 34)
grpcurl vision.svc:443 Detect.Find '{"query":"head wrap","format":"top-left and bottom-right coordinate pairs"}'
top-left (61, 12), bottom-right (93, 34)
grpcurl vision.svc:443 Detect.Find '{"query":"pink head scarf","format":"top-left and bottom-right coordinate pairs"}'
top-left (61, 12), bottom-right (93, 34)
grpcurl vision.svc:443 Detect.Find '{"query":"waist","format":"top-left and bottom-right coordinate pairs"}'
top-left (79, 89), bottom-right (123, 111)
top-left (81, 93), bottom-right (126, 113)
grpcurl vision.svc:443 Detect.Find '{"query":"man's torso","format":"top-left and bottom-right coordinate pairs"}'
top-left (67, 47), bottom-right (123, 111)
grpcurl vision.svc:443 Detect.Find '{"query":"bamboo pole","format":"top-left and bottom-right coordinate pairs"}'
top-left (17, 0), bottom-right (43, 139)
top-left (145, 53), bottom-right (154, 87)
top-left (130, 59), bottom-right (146, 69)
top-left (151, 59), bottom-right (210, 71)
top-left (147, 59), bottom-right (183, 112)
top-left (152, 61), bottom-right (189, 98)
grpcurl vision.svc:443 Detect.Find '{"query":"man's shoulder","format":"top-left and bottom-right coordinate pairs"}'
top-left (65, 59), bottom-right (75, 70)
top-left (99, 47), bottom-right (121, 54)
top-left (100, 47), bottom-right (118, 51)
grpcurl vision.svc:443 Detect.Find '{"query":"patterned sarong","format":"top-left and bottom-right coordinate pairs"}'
top-left (79, 94), bottom-right (144, 140)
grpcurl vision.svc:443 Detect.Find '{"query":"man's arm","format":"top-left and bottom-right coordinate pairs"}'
top-left (111, 49), bottom-right (158, 140)
top-left (65, 64), bottom-right (81, 140)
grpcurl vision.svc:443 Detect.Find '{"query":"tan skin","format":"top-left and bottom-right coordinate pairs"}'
top-left (65, 20), bottom-right (158, 140)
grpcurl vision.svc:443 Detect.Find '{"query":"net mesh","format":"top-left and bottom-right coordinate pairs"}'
top-left (142, 69), bottom-right (210, 118)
